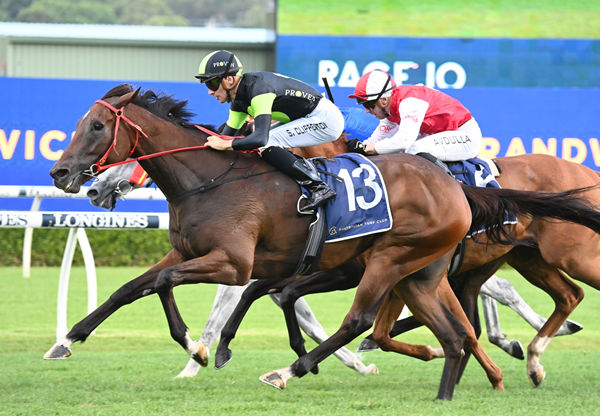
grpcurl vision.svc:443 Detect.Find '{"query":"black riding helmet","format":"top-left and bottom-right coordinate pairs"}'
top-left (195, 50), bottom-right (243, 83)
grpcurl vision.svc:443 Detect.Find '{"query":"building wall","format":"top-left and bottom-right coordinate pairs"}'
top-left (0, 23), bottom-right (275, 81)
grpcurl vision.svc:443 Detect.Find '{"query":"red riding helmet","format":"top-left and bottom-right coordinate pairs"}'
top-left (348, 70), bottom-right (397, 104)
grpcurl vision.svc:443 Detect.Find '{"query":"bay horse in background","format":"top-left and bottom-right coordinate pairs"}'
top-left (47, 84), bottom-right (600, 400)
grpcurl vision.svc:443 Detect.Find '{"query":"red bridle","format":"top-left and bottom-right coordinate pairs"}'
top-left (88, 99), bottom-right (246, 176)
top-left (93, 100), bottom-right (148, 171)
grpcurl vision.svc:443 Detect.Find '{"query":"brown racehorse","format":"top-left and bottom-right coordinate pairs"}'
top-left (302, 135), bottom-right (600, 387)
top-left (218, 136), bottom-right (600, 388)
top-left (47, 85), bottom-right (600, 400)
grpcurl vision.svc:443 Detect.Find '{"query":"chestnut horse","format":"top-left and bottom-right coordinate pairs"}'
top-left (47, 85), bottom-right (600, 400)
top-left (299, 136), bottom-right (600, 386)
top-left (215, 137), bottom-right (600, 388)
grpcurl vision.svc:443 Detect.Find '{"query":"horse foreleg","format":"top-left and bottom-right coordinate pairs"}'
top-left (372, 290), bottom-right (444, 360)
top-left (44, 249), bottom-right (183, 360)
top-left (508, 248), bottom-right (584, 387)
top-left (176, 284), bottom-right (249, 378)
top-left (153, 248), bottom-right (254, 367)
top-left (214, 277), bottom-right (293, 369)
top-left (480, 292), bottom-right (525, 359)
top-left (287, 296), bottom-right (378, 375)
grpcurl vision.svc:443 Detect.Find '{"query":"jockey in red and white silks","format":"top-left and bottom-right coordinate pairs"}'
top-left (348, 69), bottom-right (482, 162)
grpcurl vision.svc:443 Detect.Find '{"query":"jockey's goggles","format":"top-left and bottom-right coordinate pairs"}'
top-left (204, 77), bottom-right (222, 91)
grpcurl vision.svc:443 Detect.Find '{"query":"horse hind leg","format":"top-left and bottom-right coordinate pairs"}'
top-left (271, 259), bottom-right (368, 374)
top-left (273, 294), bottom-right (378, 375)
top-left (396, 278), bottom-right (471, 400)
top-left (260, 262), bottom-right (400, 391)
top-left (482, 274), bottom-right (582, 339)
top-left (507, 248), bottom-right (585, 387)
top-left (434, 275), bottom-right (505, 393)
top-left (260, 292), bottom-right (386, 390)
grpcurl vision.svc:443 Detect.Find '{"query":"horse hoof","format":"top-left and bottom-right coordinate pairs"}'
top-left (259, 371), bottom-right (286, 390)
top-left (43, 343), bottom-right (72, 360)
top-left (528, 366), bottom-right (546, 387)
top-left (214, 348), bottom-right (232, 369)
top-left (175, 359), bottom-right (202, 378)
top-left (357, 338), bottom-right (379, 352)
top-left (565, 320), bottom-right (583, 334)
top-left (191, 342), bottom-right (209, 367)
top-left (508, 340), bottom-right (525, 360)
top-left (365, 364), bottom-right (379, 375)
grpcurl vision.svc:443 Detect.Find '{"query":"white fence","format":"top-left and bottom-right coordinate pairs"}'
top-left (0, 185), bottom-right (167, 339)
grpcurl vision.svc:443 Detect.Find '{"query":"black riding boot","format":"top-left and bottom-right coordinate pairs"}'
top-left (262, 146), bottom-right (336, 212)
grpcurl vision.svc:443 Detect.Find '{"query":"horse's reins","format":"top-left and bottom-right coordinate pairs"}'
top-left (86, 99), bottom-right (274, 198)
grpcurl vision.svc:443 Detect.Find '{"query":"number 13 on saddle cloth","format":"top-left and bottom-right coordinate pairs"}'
top-left (306, 153), bottom-right (393, 242)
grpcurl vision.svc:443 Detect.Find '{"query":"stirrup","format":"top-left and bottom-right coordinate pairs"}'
top-left (300, 189), bottom-right (336, 214)
top-left (297, 194), bottom-right (316, 215)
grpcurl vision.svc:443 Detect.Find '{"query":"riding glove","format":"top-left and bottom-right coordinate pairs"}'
top-left (347, 139), bottom-right (367, 155)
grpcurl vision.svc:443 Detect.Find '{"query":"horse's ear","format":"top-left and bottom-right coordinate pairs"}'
top-left (115, 87), bottom-right (141, 108)
top-left (131, 87), bottom-right (141, 101)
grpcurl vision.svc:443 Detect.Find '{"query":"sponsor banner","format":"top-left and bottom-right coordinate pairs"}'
top-left (0, 211), bottom-right (169, 229)
top-left (277, 35), bottom-right (600, 89)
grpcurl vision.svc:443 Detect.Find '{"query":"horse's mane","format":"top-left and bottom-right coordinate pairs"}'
top-left (102, 84), bottom-right (217, 134)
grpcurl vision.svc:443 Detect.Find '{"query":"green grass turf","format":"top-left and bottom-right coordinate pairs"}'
top-left (1, 266), bottom-right (599, 415)
top-left (278, 0), bottom-right (600, 38)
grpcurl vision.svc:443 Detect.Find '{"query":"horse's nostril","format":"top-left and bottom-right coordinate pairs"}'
top-left (87, 189), bottom-right (98, 198)
top-left (50, 168), bottom-right (69, 179)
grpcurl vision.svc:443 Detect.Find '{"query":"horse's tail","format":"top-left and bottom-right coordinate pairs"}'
top-left (461, 184), bottom-right (600, 244)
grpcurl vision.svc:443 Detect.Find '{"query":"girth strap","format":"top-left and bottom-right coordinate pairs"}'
top-left (447, 238), bottom-right (466, 278)
top-left (293, 207), bottom-right (327, 276)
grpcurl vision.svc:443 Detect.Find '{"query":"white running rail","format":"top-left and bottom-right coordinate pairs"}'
top-left (0, 185), bottom-right (167, 339)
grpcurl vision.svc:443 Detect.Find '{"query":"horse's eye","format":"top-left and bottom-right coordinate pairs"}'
top-left (92, 121), bottom-right (104, 131)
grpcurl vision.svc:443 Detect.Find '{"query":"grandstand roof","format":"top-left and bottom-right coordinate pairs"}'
top-left (0, 22), bottom-right (276, 45)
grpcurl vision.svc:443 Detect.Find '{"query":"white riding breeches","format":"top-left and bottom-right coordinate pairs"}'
top-left (407, 118), bottom-right (483, 162)
top-left (262, 98), bottom-right (344, 149)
